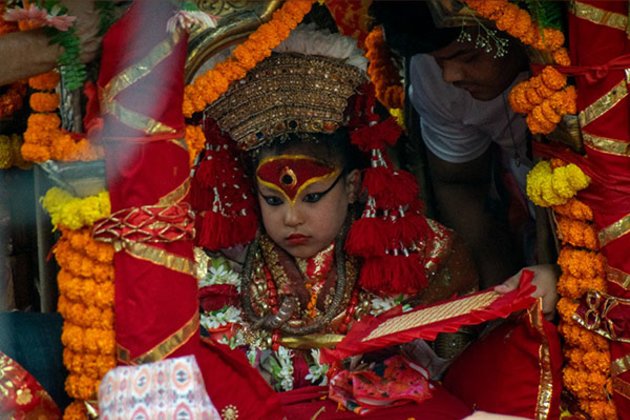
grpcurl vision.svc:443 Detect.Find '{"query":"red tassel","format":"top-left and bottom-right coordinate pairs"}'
top-left (350, 117), bottom-right (401, 152)
top-left (361, 167), bottom-right (391, 203)
top-left (383, 211), bottom-right (434, 248)
top-left (196, 208), bottom-right (258, 251)
top-left (359, 254), bottom-right (428, 295)
top-left (362, 168), bottom-right (419, 208)
top-left (345, 216), bottom-right (387, 257)
top-left (196, 210), bottom-right (229, 251)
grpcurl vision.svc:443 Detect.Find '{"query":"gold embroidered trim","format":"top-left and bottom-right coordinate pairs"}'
top-left (133, 314), bottom-right (199, 364)
top-left (157, 178), bottom-right (190, 207)
top-left (598, 212), bottom-right (630, 247)
top-left (123, 242), bottom-right (195, 276)
top-left (280, 333), bottom-right (345, 349)
top-left (103, 99), bottom-right (177, 135)
top-left (102, 30), bottom-right (182, 102)
top-left (608, 266), bottom-right (630, 290)
top-left (612, 376), bottom-right (630, 401)
top-left (573, 291), bottom-right (630, 343)
top-left (579, 78), bottom-right (628, 128)
top-left (529, 301), bottom-right (553, 420)
top-left (612, 354), bottom-right (630, 376)
top-left (116, 344), bottom-right (131, 364)
top-left (571, 1), bottom-right (628, 31)
top-left (363, 291), bottom-right (498, 341)
top-left (583, 132), bottom-right (630, 157)
top-left (168, 137), bottom-right (189, 152)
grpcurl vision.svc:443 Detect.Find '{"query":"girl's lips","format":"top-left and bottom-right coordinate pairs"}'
top-left (286, 234), bottom-right (309, 245)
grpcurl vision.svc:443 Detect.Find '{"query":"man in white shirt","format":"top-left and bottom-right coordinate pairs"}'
top-left (371, 1), bottom-right (534, 288)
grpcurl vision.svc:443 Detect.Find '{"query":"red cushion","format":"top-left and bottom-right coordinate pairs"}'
top-left (442, 307), bottom-right (562, 419)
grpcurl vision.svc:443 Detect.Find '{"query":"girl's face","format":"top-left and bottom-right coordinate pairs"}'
top-left (256, 151), bottom-right (359, 259)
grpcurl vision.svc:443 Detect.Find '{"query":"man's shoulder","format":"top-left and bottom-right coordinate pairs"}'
top-left (409, 54), bottom-right (471, 120)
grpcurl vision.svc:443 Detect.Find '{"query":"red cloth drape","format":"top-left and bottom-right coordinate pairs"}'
top-left (568, 1), bottom-right (630, 413)
top-left (98, 1), bottom-right (283, 417)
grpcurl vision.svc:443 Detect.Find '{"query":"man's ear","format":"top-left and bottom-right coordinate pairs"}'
top-left (345, 169), bottom-right (361, 203)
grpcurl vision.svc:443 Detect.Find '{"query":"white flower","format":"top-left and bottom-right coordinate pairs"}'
top-left (275, 346), bottom-right (295, 392)
top-left (200, 306), bottom-right (242, 330)
top-left (369, 294), bottom-right (405, 316)
top-left (200, 258), bottom-right (241, 289)
top-left (305, 349), bottom-right (329, 386)
top-left (218, 329), bottom-right (245, 349)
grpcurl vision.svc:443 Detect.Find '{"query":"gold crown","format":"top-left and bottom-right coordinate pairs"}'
top-left (204, 53), bottom-right (366, 151)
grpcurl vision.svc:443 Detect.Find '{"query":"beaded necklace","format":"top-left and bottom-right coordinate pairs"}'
top-left (241, 232), bottom-right (357, 340)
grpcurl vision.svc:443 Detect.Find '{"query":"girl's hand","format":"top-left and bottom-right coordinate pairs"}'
top-left (494, 264), bottom-right (560, 320)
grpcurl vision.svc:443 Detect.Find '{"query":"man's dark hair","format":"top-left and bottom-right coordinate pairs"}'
top-left (369, 1), bottom-right (459, 57)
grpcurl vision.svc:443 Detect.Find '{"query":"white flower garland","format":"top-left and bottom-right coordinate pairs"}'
top-left (199, 256), bottom-right (412, 391)
top-left (200, 306), bottom-right (242, 330)
top-left (305, 349), bottom-right (329, 386)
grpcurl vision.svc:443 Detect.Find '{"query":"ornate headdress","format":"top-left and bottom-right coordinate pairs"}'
top-left (192, 24), bottom-right (435, 295)
top-left (204, 24), bottom-right (368, 151)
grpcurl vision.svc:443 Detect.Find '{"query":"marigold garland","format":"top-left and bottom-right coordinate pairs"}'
top-left (464, 0), bottom-right (574, 134)
top-left (41, 186), bottom-right (114, 418)
top-left (182, 0), bottom-right (315, 118)
top-left (364, 26), bottom-right (404, 110)
top-left (544, 161), bottom-right (615, 418)
top-left (525, 158), bottom-right (614, 417)
top-left (21, 70), bottom-right (103, 163)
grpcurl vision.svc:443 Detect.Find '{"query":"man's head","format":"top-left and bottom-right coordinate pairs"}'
top-left (370, 1), bottom-right (527, 101)
top-left (429, 28), bottom-right (527, 100)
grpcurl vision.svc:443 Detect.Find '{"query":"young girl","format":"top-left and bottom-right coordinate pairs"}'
top-left (191, 24), bottom-right (479, 418)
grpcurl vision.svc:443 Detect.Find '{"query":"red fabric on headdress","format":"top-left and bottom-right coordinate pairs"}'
top-left (190, 119), bottom-right (258, 251)
top-left (256, 156), bottom-right (338, 203)
top-left (98, 1), bottom-right (283, 417)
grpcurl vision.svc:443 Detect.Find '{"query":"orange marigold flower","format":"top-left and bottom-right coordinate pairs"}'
top-left (63, 401), bottom-right (88, 419)
top-left (553, 48), bottom-right (571, 66)
top-left (540, 100), bottom-right (562, 124)
top-left (495, 3), bottom-right (519, 32)
top-left (28, 71), bottom-right (60, 90)
top-left (553, 198), bottom-right (594, 221)
top-left (526, 111), bottom-right (555, 134)
top-left (30, 92), bottom-right (60, 113)
top-left (556, 216), bottom-right (599, 249)
top-left (21, 143), bottom-right (51, 162)
top-left (558, 248), bottom-right (605, 279)
top-left (541, 66), bottom-right (567, 91)
top-left (510, 9), bottom-right (534, 39)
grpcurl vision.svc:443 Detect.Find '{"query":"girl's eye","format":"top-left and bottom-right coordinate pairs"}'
top-left (263, 195), bottom-right (283, 206)
top-left (303, 193), bottom-right (323, 203)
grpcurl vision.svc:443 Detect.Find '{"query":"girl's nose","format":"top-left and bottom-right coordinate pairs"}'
top-left (283, 205), bottom-right (303, 227)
